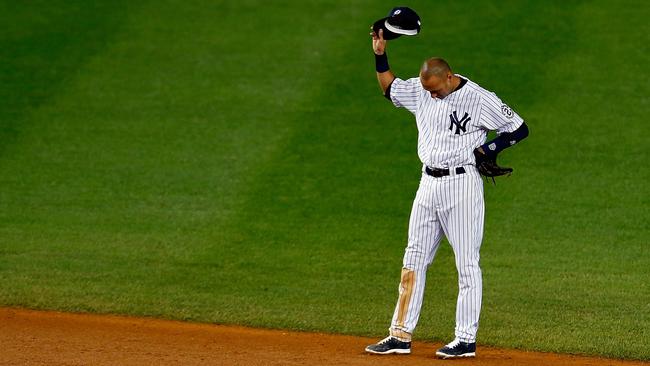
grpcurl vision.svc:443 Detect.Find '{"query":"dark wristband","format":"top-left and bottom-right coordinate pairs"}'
top-left (375, 52), bottom-right (389, 73)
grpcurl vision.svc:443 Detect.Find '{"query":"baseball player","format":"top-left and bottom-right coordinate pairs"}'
top-left (364, 28), bottom-right (529, 359)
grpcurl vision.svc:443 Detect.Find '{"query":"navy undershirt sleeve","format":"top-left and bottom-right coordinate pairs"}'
top-left (481, 122), bottom-right (529, 158)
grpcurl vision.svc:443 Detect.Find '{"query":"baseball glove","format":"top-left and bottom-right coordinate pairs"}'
top-left (473, 149), bottom-right (512, 183)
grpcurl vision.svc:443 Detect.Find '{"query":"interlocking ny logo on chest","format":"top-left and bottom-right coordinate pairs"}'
top-left (449, 111), bottom-right (471, 135)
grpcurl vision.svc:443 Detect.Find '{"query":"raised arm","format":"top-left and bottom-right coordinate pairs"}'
top-left (371, 29), bottom-right (395, 94)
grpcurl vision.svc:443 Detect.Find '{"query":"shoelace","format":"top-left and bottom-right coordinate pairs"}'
top-left (378, 336), bottom-right (394, 345)
top-left (446, 338), bottom-right (462, 349)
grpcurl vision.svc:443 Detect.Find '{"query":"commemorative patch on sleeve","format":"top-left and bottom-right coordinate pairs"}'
top-left (500, 104), bottom-right (514, 119)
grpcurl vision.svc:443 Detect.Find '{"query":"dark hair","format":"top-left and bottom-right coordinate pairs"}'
top-left (420, 58), bottom-right (452, 78)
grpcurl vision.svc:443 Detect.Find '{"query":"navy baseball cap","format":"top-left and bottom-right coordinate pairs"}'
top-left (372, 7), bottom-right (421, 40)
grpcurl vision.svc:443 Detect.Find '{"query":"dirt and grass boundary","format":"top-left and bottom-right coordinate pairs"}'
top-left (2, 307), bottom-right (647, 366)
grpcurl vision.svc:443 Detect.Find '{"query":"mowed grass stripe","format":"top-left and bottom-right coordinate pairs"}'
top-left (1, 1), bottom-right (331, 232)
top-left (0, 1), bottom-right (131, 155)
top-left (0, 1), bottom-right (360, 316)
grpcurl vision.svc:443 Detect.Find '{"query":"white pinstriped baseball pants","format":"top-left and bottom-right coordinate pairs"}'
top-left (390, 166), bottom-right (484, 343)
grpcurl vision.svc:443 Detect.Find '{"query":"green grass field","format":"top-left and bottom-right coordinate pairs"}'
top-left (1, 0), bottom-right (648, 360)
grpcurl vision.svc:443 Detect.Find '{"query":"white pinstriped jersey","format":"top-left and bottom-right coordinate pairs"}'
top-left (390, 75), bottom-right (524, 168)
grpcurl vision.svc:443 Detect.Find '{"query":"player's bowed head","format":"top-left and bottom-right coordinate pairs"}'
top-left (420, 58), bottom-right (461, 100)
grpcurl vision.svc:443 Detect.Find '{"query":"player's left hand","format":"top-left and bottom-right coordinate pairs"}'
top-left (473, 148), bottom-right (513, 180)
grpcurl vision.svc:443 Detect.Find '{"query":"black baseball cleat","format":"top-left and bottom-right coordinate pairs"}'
top-left (365, 336), bottom-right (411, 355)
top-left (435, 338), bottom-right (476, 359)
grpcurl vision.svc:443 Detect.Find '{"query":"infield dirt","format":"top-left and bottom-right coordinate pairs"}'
top-left (1, 308), bottom-right (647, 366)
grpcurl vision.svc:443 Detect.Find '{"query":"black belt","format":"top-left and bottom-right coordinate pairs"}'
top-left (425, 166), bottom-right (466, 178)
